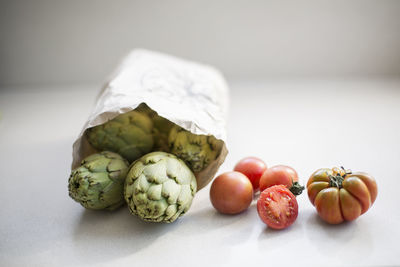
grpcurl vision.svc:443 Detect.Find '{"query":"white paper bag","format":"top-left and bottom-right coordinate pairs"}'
top-left (72, 49), bottom-right (229, 190)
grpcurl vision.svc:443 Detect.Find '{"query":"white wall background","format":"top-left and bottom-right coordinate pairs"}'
top-left (1, 0), bottom-right (400, 86)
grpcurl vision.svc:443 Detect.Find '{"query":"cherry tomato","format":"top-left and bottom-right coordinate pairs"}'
top-left (210, 171), bottom-right (253, 214)
top-left (234, 157), bottom-right (267, 190)
top-left (307, 167), bottom-right (378, 224)
top-left (257, 185), bottom-right (298, 230)
top-left (259, 165), bottom-right (304, 196)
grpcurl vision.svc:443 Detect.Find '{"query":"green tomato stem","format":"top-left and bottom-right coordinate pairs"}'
top-left (289, 181), bottom-right (305, 196)
top-left (329, 166), bottom-right (352, 189)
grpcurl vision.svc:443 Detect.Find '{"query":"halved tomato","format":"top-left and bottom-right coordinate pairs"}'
top-left (257, 185), bottom-right (298, 230)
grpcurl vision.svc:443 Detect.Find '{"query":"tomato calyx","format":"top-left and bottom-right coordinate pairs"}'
top-left (329, 166), bottom-right (352, 189)
top-left (289, 181), bottom-right (305, 196)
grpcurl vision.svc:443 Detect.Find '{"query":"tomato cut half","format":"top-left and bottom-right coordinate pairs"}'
top-left (257, 185), bottom-right (298, 230)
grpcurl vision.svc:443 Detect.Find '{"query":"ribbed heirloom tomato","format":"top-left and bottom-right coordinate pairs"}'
top-left (307, 167), bottom-right (378, 224)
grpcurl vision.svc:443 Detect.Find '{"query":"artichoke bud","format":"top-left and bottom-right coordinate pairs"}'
top-left (152, 115), bottom-right (175, 152)
top-left (68, 151), bottom-right (129, 211)
top-left (124, 152), bottom-right (197, 223)
top-left (86, 111), bottom-right (154, 162)
top-left (134, 103), bottom-right (175, 152)
top-left (135, 103), bottom-right (157, 117)
top-left (168, 126), bottom-right (223, 172)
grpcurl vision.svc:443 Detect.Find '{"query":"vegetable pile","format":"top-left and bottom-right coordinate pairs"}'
top-left (210, 158), bottom-right (378, 229)
top-left (69, 105), bottom-right (378, 228)
top-left (68, 104), bottom-right (223, 223)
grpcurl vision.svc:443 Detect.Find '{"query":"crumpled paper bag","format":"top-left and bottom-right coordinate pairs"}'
top-left (72, 49), bottom-right (229, 190)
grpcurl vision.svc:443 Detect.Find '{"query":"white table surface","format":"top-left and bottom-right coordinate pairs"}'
top-left (1, 79), bottom-right (399, 267)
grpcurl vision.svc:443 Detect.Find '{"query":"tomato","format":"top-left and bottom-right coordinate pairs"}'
top-left (307, 167), bottom-right (378, 224)
top-left (257, 185), bottom-right (298, 230)
top-left (259, 165), bottom-right (304, 196)
top-left (234, 157), bottom-right (267, 191)
top-left (210, 171), bottom-right (253, 214)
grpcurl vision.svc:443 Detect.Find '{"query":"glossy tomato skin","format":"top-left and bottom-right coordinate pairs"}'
top-left (259, 165), bottom-right (299, 192)
top-left (234, 157), bottom-right (267, 191)
top-left (314, 187), bottom-right (344, 224)
top-left (307, 168), bottom-right (378, 224)
top-left (257, 185), bottom-right (298, 230)
top-left (210, 171), bottom-right (253, 214)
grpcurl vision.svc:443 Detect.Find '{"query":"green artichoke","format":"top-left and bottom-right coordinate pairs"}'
top-left (124, 152), bottom-right (197, 223)
top-left (168, 126), bottom-right (222, 172)
top-left (135, 103), bottom-right (174, 152)
top-left (134, 102), bottom-right (157, 117)
top-left (86, 111), bottom-right (154, 162)
top-left (152, 114), bottom-right (174, 152)
top-left (68, 151), bottom-right (129, 210)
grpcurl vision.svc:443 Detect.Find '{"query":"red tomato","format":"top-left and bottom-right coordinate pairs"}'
top-left (259, 165), bottom-right (304, 195)
top-left (210, 171), bottom-right (253, 214)
top-left (234, 157), bottom-right (267, 190)
top-left (257, 185), bottom-right (298, 230)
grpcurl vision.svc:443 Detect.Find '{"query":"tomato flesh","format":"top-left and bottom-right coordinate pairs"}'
top-left (257, 185), bottom-right (298, 229)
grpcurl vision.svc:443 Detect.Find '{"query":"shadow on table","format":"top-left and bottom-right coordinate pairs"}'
top-left (305, 210), bottom-right (358, 240)
top-left (71, 202), bottom-right (244, 264)
top-left (256, 211), bottom-right (304, 248)
top-left (72, 199), bottom-right (257, 264)
top-left (184, 206), bottom-right (246, 231)
top-left (256, 209), bottom-right (373, 250)
top-left (303, 210), bottom-right (374, 261)
top-left (72, 206), bottom-right (177, 264)
top-left (180, 202), bottom-right (257, 245)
